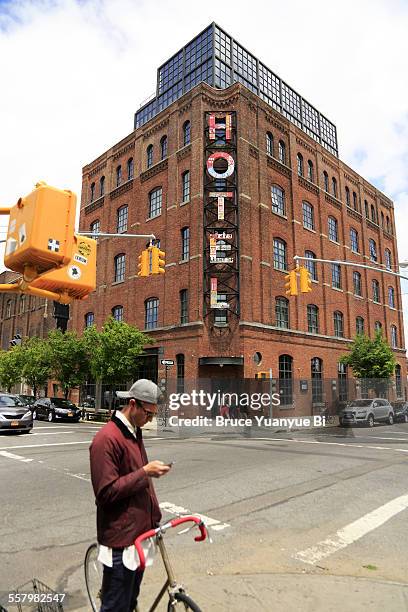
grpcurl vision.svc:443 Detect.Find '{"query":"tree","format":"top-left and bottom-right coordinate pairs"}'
top-left (0, 347), bottom-right (23, 392)
top-left (47, 330), bottom-right (90, 399)
top-left (19, 337), bottom-right (52, 399)
top-left (340, 331), bottom-right (396, 385)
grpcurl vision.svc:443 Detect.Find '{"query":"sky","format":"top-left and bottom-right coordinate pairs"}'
top-left (0, 0), bottom-right (408, 340)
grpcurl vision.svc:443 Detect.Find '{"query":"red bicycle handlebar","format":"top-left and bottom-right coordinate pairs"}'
top-left (134, 515), bottom-right (207, 571)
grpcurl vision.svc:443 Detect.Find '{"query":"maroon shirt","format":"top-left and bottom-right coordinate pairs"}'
top-left (89, 414), bottom-right (161, 547)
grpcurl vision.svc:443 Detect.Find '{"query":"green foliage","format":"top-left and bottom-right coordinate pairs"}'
top-left (0, 347), bottom-right (23, 392)
top-left (340, 331), bottom-right (396, 379)
top-left (19, 337), bottom-right (52, 398)
top-left (47, 330), bottom-right (90, 398)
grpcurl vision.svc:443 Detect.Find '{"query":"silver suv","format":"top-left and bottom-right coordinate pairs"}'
top-left (339, 398), bottom-right (394, 427)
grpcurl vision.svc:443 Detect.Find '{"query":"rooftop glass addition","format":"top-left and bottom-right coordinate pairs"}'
top-left (135, 23), bottom-right (338, 157)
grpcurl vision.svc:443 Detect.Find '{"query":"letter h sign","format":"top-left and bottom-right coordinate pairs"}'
top-left (208, 113), bottom-right (232, 141)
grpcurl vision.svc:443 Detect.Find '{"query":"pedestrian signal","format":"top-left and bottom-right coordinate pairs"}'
top-left (151, 246), bottom-right (165, 275)
top-left (138, 249), bottom-right (150, 277)
top-left (284, 269), bottom-right (298, 296)
top-left (299, 266), bottom-right (312, 293)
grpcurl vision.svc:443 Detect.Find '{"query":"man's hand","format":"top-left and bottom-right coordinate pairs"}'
top-left (143, 460), bottom-right (171, 478)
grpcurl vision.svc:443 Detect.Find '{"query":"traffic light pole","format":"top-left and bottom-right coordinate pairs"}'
top-left (293, 256), bottom-right (408, 281)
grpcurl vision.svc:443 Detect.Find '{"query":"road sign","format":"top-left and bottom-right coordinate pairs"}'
top-left (161, 359), bottom-right (174, 366)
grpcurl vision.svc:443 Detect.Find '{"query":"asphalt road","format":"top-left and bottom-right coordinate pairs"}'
top-left (0, 419), bottom-right (408, 611)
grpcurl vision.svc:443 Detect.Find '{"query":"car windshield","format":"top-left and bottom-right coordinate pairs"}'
top-left (52, 398), bottom-right (75, 408)
top-left (20, 395), bottom-right (35, 405)
top-left (0, 396), bottom-right (24, 407)
top-left (346, 400), bottom-right (373, 407)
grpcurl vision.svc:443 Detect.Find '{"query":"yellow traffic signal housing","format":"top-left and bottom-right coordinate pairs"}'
top-left (151, 246), bottom-right (165, 275)
top-left (138, 249), bottom-right (150, 277)
top-left (4, 182), bottom-right (76, 275)
top-left (284, 269), bottom-right (298, 296)
top-left (255, 372), bottom-right (270, 379)
top-left (299, 266), bottom-right (312, 293)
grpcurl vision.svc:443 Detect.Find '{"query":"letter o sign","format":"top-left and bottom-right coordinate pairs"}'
top-left (207, 152), bottom-right (235, 179)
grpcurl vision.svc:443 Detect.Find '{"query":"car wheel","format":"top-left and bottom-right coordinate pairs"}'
top-left (48, 411), bottom-right (54, 422)
top-left (367, 414), bottom-right (375, 428)
top-left (388, 413), bottom-right (394, 425)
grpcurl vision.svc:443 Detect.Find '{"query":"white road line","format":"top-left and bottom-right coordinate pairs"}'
top-left (0, 440), bottom-right (92, 450)
top-left (160, 501), bottom-right (230, 532)
top-left (253, 437), bottom-right (408, 454)
top-left (0, 450), bottom-right (33, 463)
top-left (30, 431), bottom-right (74, 436)
top-left (294, 493), bottom-right (408, 565)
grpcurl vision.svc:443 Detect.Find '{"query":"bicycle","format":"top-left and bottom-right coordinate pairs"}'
top-left (84, 515), bottom-right (208, 611)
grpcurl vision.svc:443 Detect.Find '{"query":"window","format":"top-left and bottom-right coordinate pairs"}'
top-left (396, 364), bottom-right (402, 397)
top-left (266, 132), bottom-right (273, 156)
top-left (5, 300), bottom-right (12, 318)
top-left (160, 135), bottom-right (168, 160)
top-left (375, 320), bottom-right (382, 332)
top-left (328, 216), bottom-right (338, 242)
top-left (297, 153), bottom-right (303, 176)
top-left (112, 305), bottom-right (123, 322)
top-left (180, 289), bottom-right (188, 324)
top-left (385, 249), bottom-right (392, 270)
top-left (323, 171), bottom-right (329, 192)
top-left (275, 297), bottom-right (289, 329)
top-left (353, 191), bottom-right (358, 211)
top-left (356, 316), bottom-right (364, 335)
top-left (279, 355), bottom-right (293, 405)
top-left (350, 228), bottom-right (359, 253)
top-left (391, 325), bottom-right (398, 348)
top-left (386, 216), bottom-right (391, 233)
top-left (369, 238), bottom-right (377, 262)
top-left (85, 312), bottom-right (94, 328)
top-left (388, 286), bottom-right (395, 308)
top-left (114, 253), bottom-right (126, 283)
top-left (145, 298), bottom-right (159, 329)
top-left (353, 271), bottom-right (362, 296)
top-left (364, 200), bottom-right (369, 218)
top-left (182, 171), bottom-right (190, 202)
top-left (90, 219), bottom-right (100, 236)
top-left (116, 165), bottom-right (122, 187)
top-left (146, 144), bottom-right (153, 168)
top-left (338, 363), bottom-right (348, 401)
top-left (302, 201), bottom-right (315, 230)
top-left (271, 185), bottom-right (285, 216)
top-left (117, 205), bottom-right (128, 233)
top-left (149, 187), bottom-right (162, 218)
top-left (307, 160), bottom-right (314, 182)
top-left (273, 238), bottom-right (287, 271)
top-left (345, 187), bottom-right (350, 207)
top-left (307, 304), bottom-right (319, 334)
top-left (370, 204), bottom-right (376, 223)
top-left (332, 177), bottom-right (338, 198)
top-left (214, 294), bottom-right (228, 325)
top-left (381, 211), bottom-right (384, 228)
top-left (311, 357), bottom-right (323, 403)
top-left (90, 182), bottom-right (95, 202)
top-left (127, 158), bottom-right (134, 181)
top-left (372, 279), bottom-right (380, 303)
top-left (176, 354), bottom-right (185, 394)
top-left (305, 251), bottom-right (317, 281)
top-left (177, 226), bottom-right (189, 262)
top-left (333, 311), bottom-right (344, 337)
top-left (183, 121), bottom-right (191, 146)
top-left (19, 295), bottom-right (26, 314)
top-left (278, 140), bottom-right (286, 164)
top-left (332, 263), bottom-right (341, 289)
top-left (99, 176), bottom-right (105, 197)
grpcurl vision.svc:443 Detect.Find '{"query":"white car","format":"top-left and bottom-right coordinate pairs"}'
top-left (339, 398), bottom-right (394, 427)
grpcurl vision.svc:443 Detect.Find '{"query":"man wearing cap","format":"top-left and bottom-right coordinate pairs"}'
top-left (90, 379), bottom-right (171, 612)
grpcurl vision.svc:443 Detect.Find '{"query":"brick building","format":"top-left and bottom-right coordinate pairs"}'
top-left (71, 24), bottom-right (406, 407)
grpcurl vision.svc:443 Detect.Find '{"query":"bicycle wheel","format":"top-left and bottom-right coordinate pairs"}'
top-left (168, 590), bottom-right (202, 611)
top-left (84, 543), bottom-right (103, 612)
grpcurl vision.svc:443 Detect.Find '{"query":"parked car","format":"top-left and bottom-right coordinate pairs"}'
top-left (0, 393), bottom-right (33, 433)
top-left (33, 397), bottom-right (81, 422)
top-left (390, 400), bottom-right (408, 423)
top-left (18, 394), bottom-right (36, 408)
top-left (339, 398), bottom-right (394, 427)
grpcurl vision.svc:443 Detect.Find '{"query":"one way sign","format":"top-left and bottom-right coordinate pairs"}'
top-left (161, 359), bottom-right (174, 366)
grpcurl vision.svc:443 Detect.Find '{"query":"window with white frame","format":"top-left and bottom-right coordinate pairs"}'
top-left (271, 185), bottom-right (285, 216)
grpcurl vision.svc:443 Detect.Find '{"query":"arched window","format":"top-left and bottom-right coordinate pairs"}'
top-left (176, 354), bottom-right (185, 393)
top-left (391, 325), bottom-right (398, 348)
top-left (266, 132), bottom-right (274, 156)
top-left (99, 176), bottom-right (105, 197)
top-left (279, 355), bottom-right (293, 405)
top-left (331, 263), bottom-right (341, 289)
top-left (364, 200), bottom-right (369, 217)
top-left (375, 320), bottom-right (382, 332)
top-left (372, 279), bottom-right (380, 303)
top-left (328, 216), bottom-right (338, 242)
top-left (160, 135), bottom-right (168, 160)
top-left (338, 362), bottom-right (348, 401)
top-left (182, 171), bottom-right (190, 202)
top-left (112, 305), bottom-right (123, 322)
top-left (350, 228), bottom-right (359, 253)
top-left (333, 311), bottom-right (344, 337)
top-left (183, 121), bottom-right (191, 146)
top-left (146, 144), bottom-right (153, 168)
top-left (271, 185), bottom-right (285, 216)
top-left (117, 205), bottom-right (128, 233)
top-left (353, 271), bottom-right (362, 296)
top-left (19, 295), bottom-right (26, 314)
top-left (369, 238), bottom-right (377, 262)
top-left (353, 191), bottom-right (358, 211)
top-left (323, 171), bottom-right (329, 192)
top-left (149, 187), bottom-right (162, 218)
top-left (356, 317), bottom-right (364, 335)
top-left (381, 211), bottom-right (384, 228)
top-left (305, 250), bottom-right (317, 281)
top-left (116, 165), bottom-right (122, 187)
top-left (332, 177), bottom-right (338, 198)
top-left (302, 201), bottom-right (315, 230)
top-left (145, 298), bottom-right (159, 329)
top-left (307, 304), bottom-right (319, 334)
top-left (278, 140), bottom-right (286, 164)
top-left (297, 153), bottom-right (303, 176)
top-left (114, 253), bottom-right (126, 283)
top-left (307, 160), bottom-right (314, 182)
top-left (370, 204), bottom-right (376, 223)
top-left (385, 249), bottom-right (392, 270)
top-left (275, 297), bottom-right (289, 329)
top-left (395, 364), bottom-right (402, 397)
top-left (85, 312), bottom-right (94, 328)
top-left (90, 182), bottom-right (95, 202)
top-left (127, 157), bottom-right (134, 180)
top-left (388, 286), bottom-right (395, 309)
top-left (181, 226), bottom-right (190, 261)
top-left (386, 216), bottom-right (391, 233)
top-left (311, 357), bottom-right (323, 403)
top-left (6, 299), bottom-right (12, 318)
top-left (345, 186), bottom-right (350, 207)
top-left (273, 238), bottom-right (287, 271)
top-left (180, 289), bottom-right (188, 324)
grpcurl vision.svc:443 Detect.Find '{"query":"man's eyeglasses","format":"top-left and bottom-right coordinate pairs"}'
top-left (142, 407), bottom-right (156, 419)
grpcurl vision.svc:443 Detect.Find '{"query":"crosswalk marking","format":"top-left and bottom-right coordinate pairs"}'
top-left (160, 501), bottom-right (230, 532)
top-left (0, 450), bottom-right (33, 463)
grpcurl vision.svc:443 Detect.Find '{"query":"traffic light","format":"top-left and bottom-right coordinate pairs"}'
top-left (299, 266), bottom-right (312, 293)
top-left (284, 269), bottom-right (298, 296)
top-left (138, 249), bottom-right (150, 277)
top-left (151, 246), bottom-right (166, 275)
top-left (255, 372), bottom-right (270, 379)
